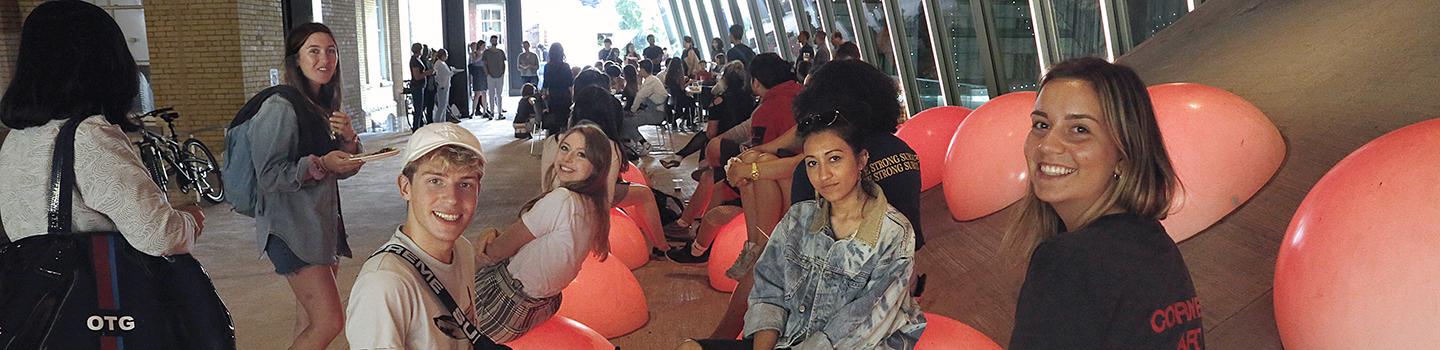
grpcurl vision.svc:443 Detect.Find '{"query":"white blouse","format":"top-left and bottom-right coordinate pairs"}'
top-left (0, 115), bottom-right (196, 256)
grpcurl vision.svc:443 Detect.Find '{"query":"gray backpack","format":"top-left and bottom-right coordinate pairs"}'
top-left (223, 86), bottom-right (308, 217)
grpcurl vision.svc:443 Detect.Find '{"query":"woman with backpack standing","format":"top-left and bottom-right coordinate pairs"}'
top-left (241, 22), bottom-right (365, 350)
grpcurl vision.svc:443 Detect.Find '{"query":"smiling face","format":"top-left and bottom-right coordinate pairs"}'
top-left (554, 132), bottom-right (596, 184)
top-left (803, 130), bottom-right (868, 203)
top-left (399, 151), bottom-right (482, 246)
top-left (298, 32), bottom-right (338, 92)
top-left (1026, 78), bottom-right (1123, 215)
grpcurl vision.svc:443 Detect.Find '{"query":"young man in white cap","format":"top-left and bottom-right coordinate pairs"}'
top-left (345, 123), bottom-right (506, 349)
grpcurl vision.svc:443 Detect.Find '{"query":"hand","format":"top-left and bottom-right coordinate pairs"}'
top-left (725, 157), bottom-right (752, 187)
top-left (320, 150), bottom-right (364, 174)
top-left (179, 205), bottom-right (206, 240)
top-left (329, 112), bottom-right (357, 143)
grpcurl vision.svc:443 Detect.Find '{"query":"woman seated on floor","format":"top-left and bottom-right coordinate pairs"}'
top-left (676, 100), bottom-right (927, 350)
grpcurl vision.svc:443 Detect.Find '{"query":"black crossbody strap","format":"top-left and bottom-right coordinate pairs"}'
top-left (47, 117), bottom-right (87, 234)
top-left (374, 244), bottom-right (502, 348)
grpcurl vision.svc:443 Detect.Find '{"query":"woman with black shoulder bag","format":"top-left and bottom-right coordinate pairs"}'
top-left (0, 1), bottom-right (232, 349)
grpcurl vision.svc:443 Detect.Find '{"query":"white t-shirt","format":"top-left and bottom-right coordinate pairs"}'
top-left (346, 228), bottom-right (477, 350)
top-left (434, 63), bottom-right (456, 89)
top-left (509, 188), bottom-right (595, 298)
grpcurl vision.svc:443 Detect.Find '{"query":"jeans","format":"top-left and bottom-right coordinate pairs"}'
top-left (434, 86), bottom-right (451, 124)
top-left (487, 76), bottom-right (505, 117)
top-left (410, 88), bottom-right (427, 129)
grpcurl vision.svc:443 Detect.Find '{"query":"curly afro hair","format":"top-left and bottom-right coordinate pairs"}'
top-left (791, 60), bottom-right (901, 136)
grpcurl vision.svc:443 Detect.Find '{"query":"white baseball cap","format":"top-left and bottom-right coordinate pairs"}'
top-left (403, 123), bottom-right (485, 166)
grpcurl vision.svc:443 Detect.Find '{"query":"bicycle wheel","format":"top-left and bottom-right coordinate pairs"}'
top-left (183, 139), bottom-right (225, 204)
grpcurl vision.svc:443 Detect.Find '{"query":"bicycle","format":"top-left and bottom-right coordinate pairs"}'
top-left (134, 107), bottom-right (225, 204)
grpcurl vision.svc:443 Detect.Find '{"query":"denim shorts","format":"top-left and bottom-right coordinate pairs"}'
top-left (264, 236), bottom-right (312, 275)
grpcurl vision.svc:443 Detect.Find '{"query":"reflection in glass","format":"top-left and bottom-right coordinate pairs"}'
top-left (858, 2), bottom-right (894, 76)
top-left (777, 0), bottom-right (800, 57)
top-left (992, 0), bottom-right (1040, 92)
top-left (1047, 0), bottom-right (1104, 60)
top-left (733, 0), bottom-right (760, 48)
top-left (1127, 0), bottom-right (1186, 46)
top-left (936, 0), bottom-right (989, 108)
top-left (898, 0), bottom-right (941, 110)
top-left (755, 0), bottom-right (780, 53)
top-left (830, 0), bottom-right (857, 45)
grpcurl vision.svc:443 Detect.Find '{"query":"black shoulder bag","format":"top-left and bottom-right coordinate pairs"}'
top-left (374, 244), bottom-right (510, 350)
top-left (0, 117), bottom-right (236, 349)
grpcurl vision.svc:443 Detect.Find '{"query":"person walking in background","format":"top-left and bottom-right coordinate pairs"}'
top-left (482, 35), bottom-right (508, 120)
top-left (811, 29), bottom-right (831, 73)
top-left (249, 23), bottom-right (366, 350)
top-left (432, 49), bottom-right (462, 124)
top-left (475, 40), bottom-right (498, 119)
top-left (726, 25), bottom-right (756, 67)
top-left (541, 43), bottom-right (574, 136)
top-left (643, 34), bottom-right (665, 63)
top-left (423, 46), bottom-right (440, 124)
top-left (518, 40), bottom-right (541, 88)
top-left (410, 43), bottom-right (434, 130)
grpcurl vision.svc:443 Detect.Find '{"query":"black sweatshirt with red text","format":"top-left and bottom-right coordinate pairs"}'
top-left (1010, 213), bottom-right (1204, 350)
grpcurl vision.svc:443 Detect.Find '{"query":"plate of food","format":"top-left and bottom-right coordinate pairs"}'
top-left (351, 147), bottom-right (399, 161)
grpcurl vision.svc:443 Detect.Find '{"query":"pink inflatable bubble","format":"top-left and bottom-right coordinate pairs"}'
top-left (608, 209), bottom-right (649, 270)
top-left (916, 313), bottom-right (1002, 350)
top-left (1274, 118), bottom-right (1440, 349)
top-left (706, 214), bottom-right (748, 292)
top-left (1149, 83), bottom-right (1284, 242)
top-left (504, 316), bottom-right (613, 350)
top-left (557, 255), bottom-right (649, 338)
top-left (942, 92), bottom-right (1036, 221)
top-left (620, 161), bottom-right (649, 187)
top-left (898, 106), bottom-right (973, 192)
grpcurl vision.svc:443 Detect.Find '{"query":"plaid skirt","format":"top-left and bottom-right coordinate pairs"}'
top-left (472, 260), bottom-right (562, 343)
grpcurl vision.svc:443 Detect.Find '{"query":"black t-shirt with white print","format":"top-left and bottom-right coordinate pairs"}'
top-left (790, 133), bottom-right (924, 249)
top-left (1010, 213), bottom-right (1204, 350)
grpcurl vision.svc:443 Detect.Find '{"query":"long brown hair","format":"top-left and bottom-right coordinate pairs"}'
top-left (523, 124), bottom-right (616, 260)
top-left (1003, 57), bottom-right (1179, 264)
top-left (282, 23), bottom-right (343, 116)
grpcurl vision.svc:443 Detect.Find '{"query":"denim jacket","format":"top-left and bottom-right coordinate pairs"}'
top-left (744, 182), bottom-right (926, 349)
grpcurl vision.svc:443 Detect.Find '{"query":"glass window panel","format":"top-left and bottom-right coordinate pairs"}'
top-left (754, 0), bottom-right (779, 53)
top-left (829, 0), bottom-right (856, 45)
top-left (800, 0), bottom-right (822, 32)
top-left (1127, 0), bottom-right (1186, 46)
top-left (732, 0), bottom-right (760, 47)
top-left (898, 0), bottom-right (941, 110)
top-left (992, 0), bottom-right (1040, 92)
top-left (857, 2), bottom-right (895, 76)
top-left (778, 0), bottom-right (799, 57)
top-left (685, 0), bottom-right (707, 47)
top-left (1046, 0), bottom-right (1103, 60)
top-left (937, 0), bottom-right (989, 108)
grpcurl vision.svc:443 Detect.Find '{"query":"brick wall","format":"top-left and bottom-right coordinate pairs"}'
top-left (145, 0), bottom-right (256, 153)
top-left (322, 0), bottom-right (365, 131)
top-left (386, 0), bottom-right (405, 121)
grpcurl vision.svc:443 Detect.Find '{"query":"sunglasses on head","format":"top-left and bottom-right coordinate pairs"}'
top-left (799, 109), bottom-right (848, 129)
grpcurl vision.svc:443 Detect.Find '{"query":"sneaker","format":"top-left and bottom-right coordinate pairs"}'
top-left (651, 247), bottom-right (667, 260)
top-left (666, 242), bottom-right (710, 264)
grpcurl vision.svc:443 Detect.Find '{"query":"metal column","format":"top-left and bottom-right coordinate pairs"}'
top-left (847, 0), bottom-right (876, 63)
top-left (693, 0), bottom-right (716, 58)
top-left (747, 0), bottom-right (766, 51)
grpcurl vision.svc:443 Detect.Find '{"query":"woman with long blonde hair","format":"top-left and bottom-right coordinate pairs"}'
top-left (1007, 57), bottom-right (1201, 349)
